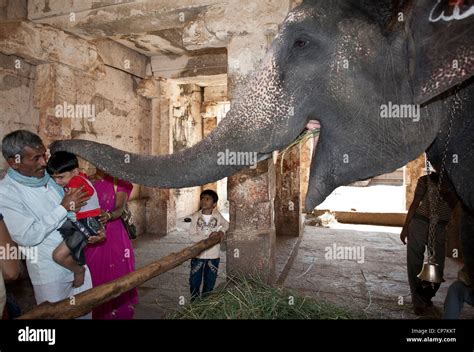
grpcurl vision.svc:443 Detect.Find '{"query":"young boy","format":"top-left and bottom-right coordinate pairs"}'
top-left (188, 190), bottom-right (228, 299)
top-left (47, 151), bottom-right (103, 287)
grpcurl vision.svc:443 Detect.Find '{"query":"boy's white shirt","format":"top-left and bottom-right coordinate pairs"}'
top-left (189, 208), bottom-right (229, 259)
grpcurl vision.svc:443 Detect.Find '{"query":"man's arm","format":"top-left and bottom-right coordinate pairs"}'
top-left (0, 193), bottom-right (67, 247)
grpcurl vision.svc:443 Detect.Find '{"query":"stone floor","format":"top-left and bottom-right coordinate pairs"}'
top-left (133, 221), bottom-right (227, 319)
top-left (133, 220), bottom-right (474, 319)
top-left (133, 215), bottom-right (304, 319)
top-left (9, 219), bottom-right (474, 320)
top-left (283, 222), bottom-right (474, 319)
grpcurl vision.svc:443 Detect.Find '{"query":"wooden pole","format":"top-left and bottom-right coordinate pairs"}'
top-left (17, 236), bottom-right (221, 319)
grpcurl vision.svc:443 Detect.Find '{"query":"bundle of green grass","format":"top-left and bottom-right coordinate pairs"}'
top-left (168, 276), bottom-right (358, 320)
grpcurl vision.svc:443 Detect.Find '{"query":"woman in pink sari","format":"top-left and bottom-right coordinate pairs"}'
top-left (85, 170), bottom-right (138, 319)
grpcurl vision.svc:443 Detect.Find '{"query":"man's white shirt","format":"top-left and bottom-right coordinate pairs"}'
top-left (0, 174), bottom-right (73, 285)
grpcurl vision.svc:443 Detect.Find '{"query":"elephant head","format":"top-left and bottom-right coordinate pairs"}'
top-left (51, 0), bottom-right (474, 211)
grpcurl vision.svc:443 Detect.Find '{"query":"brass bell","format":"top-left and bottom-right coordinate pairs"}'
top-left (417, 259), bottom-right (445, 284)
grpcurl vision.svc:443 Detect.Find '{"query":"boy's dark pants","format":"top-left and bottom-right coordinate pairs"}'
top-left (189, 258), bottom-right (220, 299)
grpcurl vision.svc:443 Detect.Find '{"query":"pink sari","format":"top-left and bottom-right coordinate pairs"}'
top-left (85, 175), bottom-right (138, 319)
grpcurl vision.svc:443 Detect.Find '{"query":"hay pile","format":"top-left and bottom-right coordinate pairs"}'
top-left (168, 276), bottom-right (358, 320)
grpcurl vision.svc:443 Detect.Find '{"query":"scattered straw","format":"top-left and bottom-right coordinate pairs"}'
top-left (168, 275), bottom-right (359, 320)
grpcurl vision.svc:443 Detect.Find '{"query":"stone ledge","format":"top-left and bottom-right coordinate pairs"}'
top-left (0, 20), bottom-right (105, 78)
top-left (312, 210), bottom-right (407, 227)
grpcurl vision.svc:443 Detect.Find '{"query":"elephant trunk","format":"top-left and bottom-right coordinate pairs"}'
top-left (50, 54), bottom-right (300, 188)
top-left (51, 113), bottom-right (258, 188)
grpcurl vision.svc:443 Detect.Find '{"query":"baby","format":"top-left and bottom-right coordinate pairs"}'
top-left (47, 151), bottom-right (103, 287)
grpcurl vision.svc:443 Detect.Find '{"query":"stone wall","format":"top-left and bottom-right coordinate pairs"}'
top-left (0, 0), bottom-right (27, 21)
top-left (2, 0), bottom-right (303, 250)
top-left (0, 18), bottom-right (152, 235)
top-left (0, 53), bottom-right (39, 174)
top-left (70, 64), bottom-right (152, 235)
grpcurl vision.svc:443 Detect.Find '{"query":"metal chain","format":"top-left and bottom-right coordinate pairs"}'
top-left (426, 88), bottom-right (460, 260)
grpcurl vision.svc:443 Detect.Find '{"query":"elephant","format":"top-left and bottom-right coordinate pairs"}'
top-left (51, 1), bottom-right (474, 270)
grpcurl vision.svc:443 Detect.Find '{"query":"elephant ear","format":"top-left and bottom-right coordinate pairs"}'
top-left (409, 0), bottom-right (474, 104)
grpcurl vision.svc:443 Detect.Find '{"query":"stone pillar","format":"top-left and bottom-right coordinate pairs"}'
top-left (275, 145), bottom-right (302, 237)
top-left (226, 34), bottom-right (277, 282)
top-left (158, 81), bottom-right (177, 234)
top-left (227, 160), bottom-right (276, 282)
top-left (405, 153), bottom-right (425, 211)
top-left (146, 80), bottom-right (177, 235)
top-left (202, 86), bottom-right (229, 204)
top-left (300, 137), bottom-right (314, 213)
top-left (173, 84), bottom-right (202, 218)
top-left (202, 116), bottom-right (217, 137)
top-left (202, 115), bottom-right (218, 193)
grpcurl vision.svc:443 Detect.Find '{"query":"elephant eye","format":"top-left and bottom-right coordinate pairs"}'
top-left (294, 39), bottom-right (309, 49)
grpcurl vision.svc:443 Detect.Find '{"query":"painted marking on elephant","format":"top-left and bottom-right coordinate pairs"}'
top-left (429, 0), bottom-right (474, 22)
